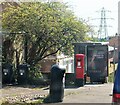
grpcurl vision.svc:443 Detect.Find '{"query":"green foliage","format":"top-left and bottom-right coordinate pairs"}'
top-left (2, 2), bottom-right (91, 66)
top-left (28, 64), bottom-right (49, 85)
top-left (108, 72), bottom-right (114, 83)
top-left (88, 37), bottom-right (99, 42)
top-left (29, 65), bottom-right (42, 80)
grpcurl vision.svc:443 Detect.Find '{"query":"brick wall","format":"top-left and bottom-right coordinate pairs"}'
top-left (109, 36), bottom-right (120, 62)
top-left (109, 36), bottom-right (119, 48)
top-left (39, 59), bottom-right (56, 73)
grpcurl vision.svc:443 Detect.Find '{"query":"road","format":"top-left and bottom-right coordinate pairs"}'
top-left (63, 83), bottom-right (113, 103)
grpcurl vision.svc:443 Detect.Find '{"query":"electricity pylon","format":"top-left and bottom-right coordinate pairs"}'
top-left (92, 7), bottom-right (113, 41)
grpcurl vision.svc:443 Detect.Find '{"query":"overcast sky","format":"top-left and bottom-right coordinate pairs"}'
top-left (63, 0), bottom-right (120, 37)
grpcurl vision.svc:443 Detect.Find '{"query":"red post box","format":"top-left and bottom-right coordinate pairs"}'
top-left (75, 54), bottom-right (85, 87)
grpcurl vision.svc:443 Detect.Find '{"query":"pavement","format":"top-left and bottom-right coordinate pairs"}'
top-left (1, 83), bottom-right (113, 104)
top-left (63, 83), bottom-right (113, 103)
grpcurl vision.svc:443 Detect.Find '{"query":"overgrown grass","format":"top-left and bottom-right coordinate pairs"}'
top-left (108, 63), bottom-right (118, 83)
top-left (108, 72), bottom-right (115, 83)
top-left (2, 99), bottom-right (43, 105)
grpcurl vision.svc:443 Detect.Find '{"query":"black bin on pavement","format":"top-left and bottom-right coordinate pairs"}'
top-left (43, 64), bottom-right (65, 103)
top-left (17, 63), bottom-right (28, 84)
top-left (2, 63), bottom-right (13, 84)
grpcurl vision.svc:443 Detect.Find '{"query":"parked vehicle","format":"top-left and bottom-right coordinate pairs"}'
top-left (112, 56), bottom-right (120, 104)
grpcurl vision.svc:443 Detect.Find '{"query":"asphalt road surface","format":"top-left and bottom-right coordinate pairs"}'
top-left (63, 83), bottom-right (113, 103)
